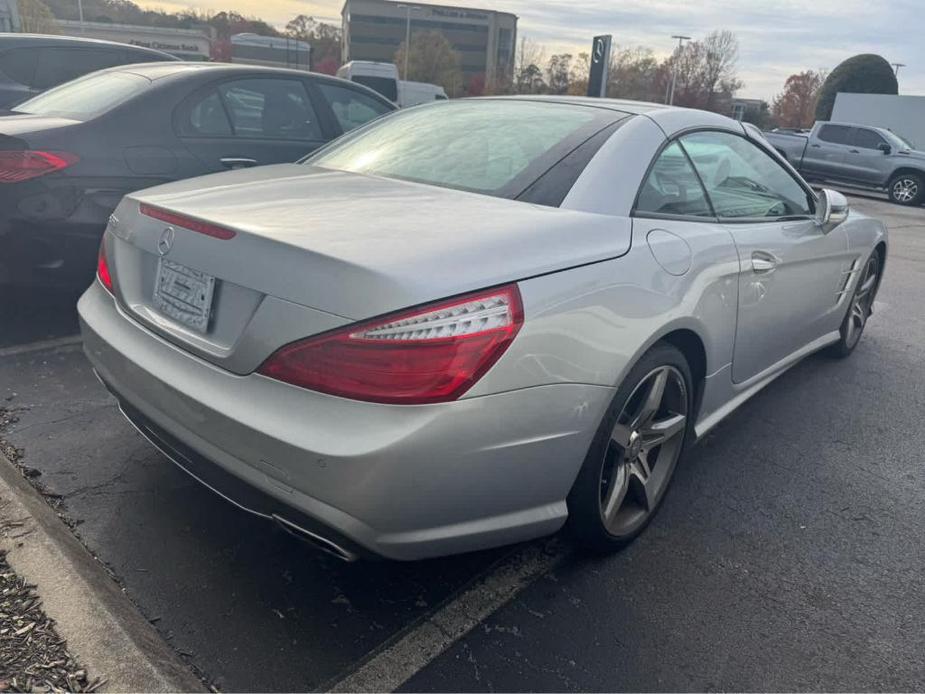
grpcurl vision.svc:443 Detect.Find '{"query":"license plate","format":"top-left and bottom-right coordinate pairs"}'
top-left (153, 258), bottom-right (216, 333)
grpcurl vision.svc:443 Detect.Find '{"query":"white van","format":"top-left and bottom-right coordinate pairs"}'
top-left (336, 61), bottom-right (399, 103)
top-left (398, 80), bottom-right (448, 107)
top-left (336, 61), bottom-right (448, 107)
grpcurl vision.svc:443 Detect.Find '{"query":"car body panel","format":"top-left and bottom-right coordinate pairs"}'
top-left (80, 282), bottom-right (613, 560)
top-left (724, 216), bottom-right (851, 382)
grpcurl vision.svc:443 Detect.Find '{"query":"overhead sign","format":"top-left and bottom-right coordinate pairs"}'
top-left (587, 35), bottom-right (612, 98)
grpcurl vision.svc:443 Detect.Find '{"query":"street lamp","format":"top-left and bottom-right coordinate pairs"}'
top-left (892, 62), bottom-right (906, 77)
top-left (668, 34), bottom-right (690, 105)
top-left (397, 4), bottom-right (422, 81)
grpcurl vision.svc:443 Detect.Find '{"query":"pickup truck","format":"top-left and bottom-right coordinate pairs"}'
top-left (765, 121), bottom-right (925, 206)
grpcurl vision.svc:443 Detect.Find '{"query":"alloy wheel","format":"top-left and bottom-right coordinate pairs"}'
top-left (599, 365), bottom-right (688, 537)
top-left (844, 255), bottom-right (879, 349)
top-left (892, 178), bottom-right (918, 203)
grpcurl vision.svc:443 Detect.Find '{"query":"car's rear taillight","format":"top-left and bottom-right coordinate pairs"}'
top-left (258, 285), bottom-right (524, 404)
top-left (97, 241), bottom-right (114, 294)
top-left (0, 151), bottom-right (78, 183)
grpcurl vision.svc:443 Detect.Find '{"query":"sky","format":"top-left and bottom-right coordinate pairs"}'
top-left (137, 0), bottom-right (925, 101)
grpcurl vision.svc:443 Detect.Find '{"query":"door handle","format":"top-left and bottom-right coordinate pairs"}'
top-left (220, 157), bottom-right (258, 169)
top-left (849, 149), bottom-right (860, 154)
top-left (751, 252), bottom-right (778, 273)
top-left (810, 144), bottom-right (821, 148)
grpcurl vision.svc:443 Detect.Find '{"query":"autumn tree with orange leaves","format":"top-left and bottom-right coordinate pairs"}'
top-left (772, 71), bottom-right (825, 129)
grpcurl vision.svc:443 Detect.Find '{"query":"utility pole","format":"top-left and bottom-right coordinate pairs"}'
top-left (397, 4), bottom-right (421, 81)
top-left (668, 34), bottom-right (690, 105)
top-left (892, 62), bottom-right (905, 77)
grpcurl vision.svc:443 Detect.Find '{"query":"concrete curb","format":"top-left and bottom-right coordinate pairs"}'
top-left (0, 450), bottom-right (204, 693)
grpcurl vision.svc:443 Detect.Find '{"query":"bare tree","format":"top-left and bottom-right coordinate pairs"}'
top-left (18, 0), bottom-right (58, 33)
top-left (699, 30), bottom-right (743, 110)
top-left (546, 53), bottom-right (573, 94)
top-left (512, 38), bottom-right (549, 94)
top-left (568, 53), bottom-right (591, 95)
top-left (664, 30), bottom-right (743, 113)
top-left (608, 46), bottom-right (666, 102)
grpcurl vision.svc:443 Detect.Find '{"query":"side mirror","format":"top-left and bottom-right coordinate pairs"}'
top-left (878, 142), bottom-right (892, 155)
top-left (816, 189), bottom-right (849, 232)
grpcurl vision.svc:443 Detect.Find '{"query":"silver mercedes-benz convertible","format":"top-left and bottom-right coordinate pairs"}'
top-left (78, 97), bottom-right (887, 561)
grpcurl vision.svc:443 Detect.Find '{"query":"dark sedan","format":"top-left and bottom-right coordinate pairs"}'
top-left (0, 33), bottom-right (177, 109)
top-left (0, 62), bottom-right (396, 288)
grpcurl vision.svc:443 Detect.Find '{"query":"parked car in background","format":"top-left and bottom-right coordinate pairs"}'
top-left (336, 60), bottom-right (447, 107)
top-left (0, 62), bottom-right (396, 288)
top-left (337, 60), bottom-right (399, 103)
top-left (80, 97), bottom-right (886, 561)
top-left (765, 121), bottom-right (925, 206)
top-left (399, 80), bottom-right (448, 106)
top-left (0, 33), bottom-right (177, 108)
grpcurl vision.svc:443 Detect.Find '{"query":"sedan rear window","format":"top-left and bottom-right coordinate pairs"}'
top-left (14, 71), bottom-right (148, 119)
top-left (308, 100), bottom-right (608, 198)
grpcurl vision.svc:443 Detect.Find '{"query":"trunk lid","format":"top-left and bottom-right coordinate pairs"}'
top-left (109, 164), bottom-right (632, 372)
top-left (0, 114), bottom-right (80, 139)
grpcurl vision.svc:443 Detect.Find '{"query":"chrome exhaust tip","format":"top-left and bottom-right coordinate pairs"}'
top-left (273, 515), bottom-right (358, 562)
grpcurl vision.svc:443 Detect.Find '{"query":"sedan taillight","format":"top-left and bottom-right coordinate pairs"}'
top-left (0, 151), bottom-right (78, 183)
top-left (97, 241), bottom-right (114, 294)
top-left (258, 285), bottom-right (524, 404)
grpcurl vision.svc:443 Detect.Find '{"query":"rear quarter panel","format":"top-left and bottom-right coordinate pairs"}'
top-left (467, 220), bottom-right (740, 403)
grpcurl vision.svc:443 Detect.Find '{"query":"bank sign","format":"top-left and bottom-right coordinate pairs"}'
top-left (129, 38), bottom-right (204, 54)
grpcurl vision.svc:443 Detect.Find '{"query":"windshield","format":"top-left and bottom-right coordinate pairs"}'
top-left (15, 71), bottom-right (149, 120)
top-left (307, 100), bottom-right (605, 198)
top-left (885, 130), bottom-right (916, 150)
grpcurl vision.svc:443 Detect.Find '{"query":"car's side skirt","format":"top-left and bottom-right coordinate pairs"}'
top-left (694, 330), bottom-right (841, 439)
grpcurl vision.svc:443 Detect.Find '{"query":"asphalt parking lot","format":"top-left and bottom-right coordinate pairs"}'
top-left (1, 193), bottom-right (924, 691)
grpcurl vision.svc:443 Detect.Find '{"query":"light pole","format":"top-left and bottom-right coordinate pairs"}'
top-left (77, 0), bottom-right (85, 30)
top-left (892, 62), bottom-right (906, 77)
top-left (668, 34), bottom-right (690, 105)
top-left (397, 4), bottom-right (421, 81)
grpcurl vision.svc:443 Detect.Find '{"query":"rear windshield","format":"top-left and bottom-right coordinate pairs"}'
top-left (14, 71), bottom-right (148, 119)
top-left (308, 100), bottom-right (609, 198)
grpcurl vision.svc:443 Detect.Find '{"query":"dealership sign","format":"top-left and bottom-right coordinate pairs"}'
top-left (587, 35), bottom-right (612, 98)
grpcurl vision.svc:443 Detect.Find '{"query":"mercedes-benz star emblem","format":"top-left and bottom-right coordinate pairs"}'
top-left (158, 226), bottom-right (175, 256)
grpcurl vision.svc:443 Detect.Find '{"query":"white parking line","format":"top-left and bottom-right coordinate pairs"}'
top-left (328, 540), bottom-right (569, 693)
top-left (0, 335), bottom-right (83, 360)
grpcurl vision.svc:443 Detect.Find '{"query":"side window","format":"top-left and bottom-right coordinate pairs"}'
top-left (0, 48), bottom-right (39, 87)
top-left (181, 90), bottom-right (233, 137)
top-left (635, 142), bottom-right (713, 217)
top-left (317, 82), bottom-right (392, 133)
top-left (33, 48), bottom-right (127, 90)
top-left (852, 128), bottom-right (887, 150)
top-left (817, 124), bottom-right (852, 146)
top-left (216, 79), bottom-right (323, 141)
top-left (681, 131), bottom-right (813, 219)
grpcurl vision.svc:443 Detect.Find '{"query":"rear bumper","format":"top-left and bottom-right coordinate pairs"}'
top-left (78, 282), bottom-right (613, 560)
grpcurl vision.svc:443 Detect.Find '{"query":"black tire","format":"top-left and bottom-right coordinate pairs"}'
top-left (567, 342), bottom-right (693, 553)
top-left (826, 251), bottom-right (881, 359)
top-left (887, 172), bottom-right (925, 206)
